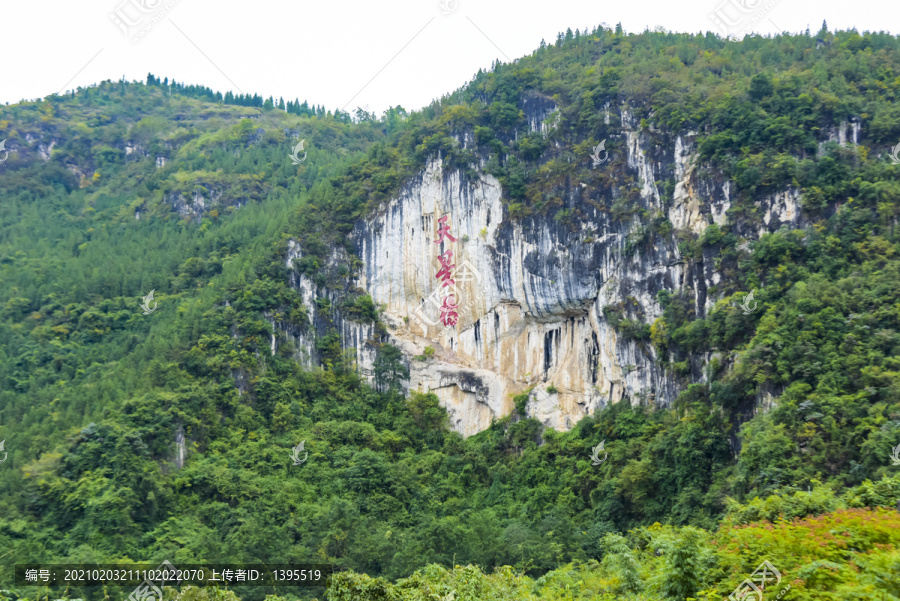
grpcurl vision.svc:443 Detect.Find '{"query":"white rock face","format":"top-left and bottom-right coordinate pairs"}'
top-left (344, 145), bottom-right (680, 435)
top-left (282, 240), bottom-right (380, 378)
top-left (670, 135), bottom-right (706, 235)
top-left (281, 106), bottom-right (808, 438)
top-left (758, 189), bottom-right (801, 235)
top-left (38, 140), bottom-right (56, 161)
top-left (819, 120), bottom-right (860, 156)
top-left (175, 424), bottom-right (186, 469)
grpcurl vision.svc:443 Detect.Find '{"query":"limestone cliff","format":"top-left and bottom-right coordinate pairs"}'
top-left (278, 103), bottom-right (846, 438)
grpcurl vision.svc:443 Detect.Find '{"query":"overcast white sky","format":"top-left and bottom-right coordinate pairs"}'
top-left (2, 0), bottom-right (897, 115)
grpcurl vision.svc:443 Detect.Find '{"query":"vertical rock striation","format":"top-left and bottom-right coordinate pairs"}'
top-left (281, 104), bottom-right (820, 437)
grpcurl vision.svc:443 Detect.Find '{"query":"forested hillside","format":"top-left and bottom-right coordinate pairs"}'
top-left (1, 22), bottom-right (900, 601)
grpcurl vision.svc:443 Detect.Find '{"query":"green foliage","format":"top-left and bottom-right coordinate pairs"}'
top-left (749, 72), bottom-right (774, 100)
top-left (599, 533), bottom-right (642, 594)
top-left (603, 304), bottom-right (651, 342)
top-left (653, 526), bottom-right (713, 600)
top-left (721, 479), bottom-right (843, 526)
top-left (319, 502), bottom-right (900, 599)
top-left (2, 24), bottom-right (900, 601)
top-left (342, 294), bottom-right (378, 322)
top-left (411, 346), bottom-right (435, 361)
top-left (513, 391), bottom-right (530, 416)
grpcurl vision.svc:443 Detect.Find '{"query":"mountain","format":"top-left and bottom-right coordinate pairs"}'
top-left (285, 25), bottom-right (900, 439)
top-left (1, 23), bottom-right (900, 601)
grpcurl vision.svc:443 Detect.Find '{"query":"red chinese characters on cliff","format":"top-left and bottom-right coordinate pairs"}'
top-left (434, 215), bottom-right (459, 326)
top-left (435, 250), bottom-right (455, 288)
top-left (439, 295), bottom-right (459, 326)
top-left (434, 215), bottom-right (457, 245)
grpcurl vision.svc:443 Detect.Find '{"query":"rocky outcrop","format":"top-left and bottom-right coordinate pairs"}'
top-left (168, 189), bottom-right (223, 222)
top-left (283, 241), bottom-right (380, 378)
top-left (279, 104), bottom-right (819, 437)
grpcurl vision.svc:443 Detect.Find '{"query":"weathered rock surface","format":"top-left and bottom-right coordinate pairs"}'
top-left (278, 105), bottom-right (851, 437)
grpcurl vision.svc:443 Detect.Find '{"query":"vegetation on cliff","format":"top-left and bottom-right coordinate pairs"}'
top-left (1, 22), bottom-right (899, 600)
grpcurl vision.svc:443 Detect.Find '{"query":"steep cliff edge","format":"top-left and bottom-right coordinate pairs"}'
top-left (281, 103), bottom-right (825, 436)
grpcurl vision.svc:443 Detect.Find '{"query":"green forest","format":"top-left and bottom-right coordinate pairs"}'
top-left (1, 21), bottom-right (900, 601)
